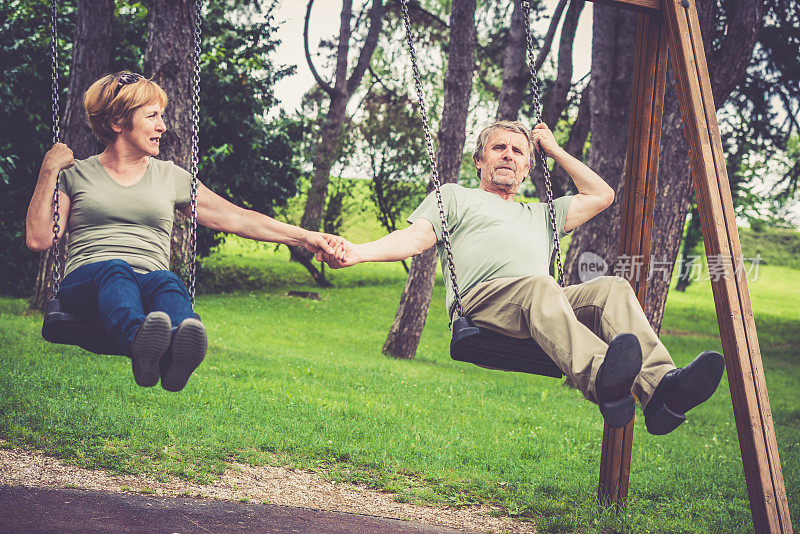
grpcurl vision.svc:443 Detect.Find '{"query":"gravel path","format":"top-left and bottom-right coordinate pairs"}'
top-left (0, 443), bottom-right (536, 534)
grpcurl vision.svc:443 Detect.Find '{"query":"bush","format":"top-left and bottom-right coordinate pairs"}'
top-left (738, 226), bottom-right (800, 268)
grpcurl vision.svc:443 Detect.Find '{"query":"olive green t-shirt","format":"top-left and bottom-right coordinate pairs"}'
top-left (58, 156), bottom-right (192, 276)
top-left (408, 184), bottom-right (573, 316)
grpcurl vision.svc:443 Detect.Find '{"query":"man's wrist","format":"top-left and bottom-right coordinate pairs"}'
top-left (549, 146), bottom-right (569, 162)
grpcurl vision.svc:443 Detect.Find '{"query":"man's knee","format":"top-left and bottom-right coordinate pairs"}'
top-left (594, 275), bottom-right (633, 292)
top-left (521, 274), bottom-right (561, 291)
top-left (514, 274), bottom-right (564, 305)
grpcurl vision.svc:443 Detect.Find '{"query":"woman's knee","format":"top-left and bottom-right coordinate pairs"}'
top-left (144, 270), bottom-right (189, 295)
top-left (92, 259), bottom-right (137, 281)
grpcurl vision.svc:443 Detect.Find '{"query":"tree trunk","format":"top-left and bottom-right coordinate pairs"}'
top-left (541, 0), bottom-right (584, 130)
top-left (291, 91), bottom-right (349, 287)
top-left (144, 0), bottom-right (197, 280)
top-left (290, 0), bottom-right (383, 286)
top-left (537, 0), bottom-right (585, 199)
top-left (495, 0), bottom-right (527, 121)
top-left (495, 0), bottom-right (568, 123)
top-left (30, 0), bottom-right (113, 310)
top-left (549, 82), bottom-right (590, 195)
top-left (563, 4), bottom-right (637, 286)
top-left (383, 0), bottom-right (477, 359)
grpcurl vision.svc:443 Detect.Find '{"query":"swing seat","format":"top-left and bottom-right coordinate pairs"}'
top-left (42, 298), bottom-right (126, 355)
top-left (450, 317), bottom-right (564, 378)
top-left (42, 299), bottom-right (201, 357)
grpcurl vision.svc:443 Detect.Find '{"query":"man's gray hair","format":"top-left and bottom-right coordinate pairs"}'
top-left (472, 120), bottom-right (535, 179)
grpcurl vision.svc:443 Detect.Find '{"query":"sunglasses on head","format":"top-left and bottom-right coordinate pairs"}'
top-left (113, 73), bottom-right (143, 97)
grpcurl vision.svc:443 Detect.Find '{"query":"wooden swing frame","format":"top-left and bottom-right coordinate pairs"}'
top-left (587, 0), bottom-right (791, 531)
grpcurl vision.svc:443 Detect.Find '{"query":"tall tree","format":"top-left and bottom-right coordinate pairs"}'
top-left (290, 0), bottom-right (383, 287)
top-left (494, 0), bottom-right (581, 200)
top-left (30, 0), bottom-right (114, 310)
top-left (495, 0), bottom-right (567, 123)
top-left (360, 90), bottom-right (427, 273)
top-left (382, 0), bottom-right (477, 359)
top-left (562, 3), bottom-right (637, 286)
top-left (548, 82), bottom-right (590, 197)
top-left (144, 0), bottom-right (198, 279)
top-left (538, 0), bottom-right (584, 198)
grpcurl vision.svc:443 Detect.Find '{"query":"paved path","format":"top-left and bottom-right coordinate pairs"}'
top-left (0, 486), bottom-right (469, 534)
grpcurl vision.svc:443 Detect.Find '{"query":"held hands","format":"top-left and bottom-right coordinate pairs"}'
top-left (315, 240), bottom-right (363, 269)
top-left (531, 123), bottom-right (562, 159)
top-left (42, 143), bottom-right (75, 176)
top-left (303, 231), bottom-right (347, 259)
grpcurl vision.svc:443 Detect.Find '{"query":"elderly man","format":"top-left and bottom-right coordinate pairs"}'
top-left (323, 120), bottom-right (724, 435)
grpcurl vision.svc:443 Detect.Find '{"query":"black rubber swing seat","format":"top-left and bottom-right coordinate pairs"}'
top-left (42, 298), bottom-right (127, 355)
top-left (42, 299), bottom-right (200, 356)
top-left (450, 317), bottom-right (564, 378)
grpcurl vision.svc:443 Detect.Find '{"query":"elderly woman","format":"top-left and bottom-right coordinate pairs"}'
top-left (26, 72), bottom-right (343, 392)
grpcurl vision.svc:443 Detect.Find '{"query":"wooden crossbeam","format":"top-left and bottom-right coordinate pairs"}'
top-left (661, 0), bottom-right (792, 531)
top-left (599, 10), bottom-right (668, 507)
top-left (588, 0), bottom-right (660, 13)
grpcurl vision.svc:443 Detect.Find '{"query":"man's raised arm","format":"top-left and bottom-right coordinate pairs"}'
top-left (531, 123), bottom-right (615, 232)
top-left (318, 218), bottom-right (437, 268)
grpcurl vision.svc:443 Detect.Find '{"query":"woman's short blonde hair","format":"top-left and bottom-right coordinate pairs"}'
top-left (472, 120), bottom-right (534, 178)
top-left (84, 72), bottom-right (167, 145)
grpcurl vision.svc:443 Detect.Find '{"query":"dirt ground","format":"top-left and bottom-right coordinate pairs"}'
top-left (0, 441), bottom-right (536, 534)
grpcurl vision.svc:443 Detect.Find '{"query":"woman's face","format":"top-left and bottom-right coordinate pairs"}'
top-left (118, 103), bottom-right (166, 157)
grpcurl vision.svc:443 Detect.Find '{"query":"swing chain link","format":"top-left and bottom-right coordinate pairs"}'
top-left (188, 0), bottom-right (203, 307)
top-left (522, 1), bottom-right (565, 287)
top-left (50, 0), bottom-right (62, 297)
top-left (400, 0), bottom-right (464, 318)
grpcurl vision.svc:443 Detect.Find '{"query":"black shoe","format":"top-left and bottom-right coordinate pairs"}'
top-left (161, 318), bottom-right (206, 392)
top-left (130, 311), bottom-right (172, 387)
top-left (643, 350), bottom-right (725, 435)
top-left (596, 333), bottom-right (642, 428)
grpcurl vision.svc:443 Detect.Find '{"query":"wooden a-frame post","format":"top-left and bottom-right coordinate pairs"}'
top-left (587, 0), bottom-right (792, 531)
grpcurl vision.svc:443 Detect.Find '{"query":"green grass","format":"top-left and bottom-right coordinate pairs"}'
top-left (0, 237), bottom-right (798, 533)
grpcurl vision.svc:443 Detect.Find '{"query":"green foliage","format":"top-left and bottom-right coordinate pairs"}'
top-left (739, 225), bottom-right (800, 268)
top-left (358, 90), bottom-right (428, 236)
top-left (195, 0), bottom-right (301, 256)
top-left (0, 0), bottom-right (76, 296)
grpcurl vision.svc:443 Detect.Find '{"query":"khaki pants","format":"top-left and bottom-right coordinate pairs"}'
top-left (458, 275), bottom-right (674, 406)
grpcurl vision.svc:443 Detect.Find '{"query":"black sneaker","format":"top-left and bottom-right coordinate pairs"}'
top-left (596, 333), bottom-right (642, 428)
top-left (130, 311), bottom-right (172, 387)
top-left (643, 350), bottom-right (725, 435)
top-left (161, 318), bottom-right (206, 392)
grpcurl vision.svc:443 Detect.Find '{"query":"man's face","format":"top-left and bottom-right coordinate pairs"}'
top-left (475, 129), bottom-right (531, 192)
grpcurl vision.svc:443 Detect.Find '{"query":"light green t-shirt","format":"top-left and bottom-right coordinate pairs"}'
top-left (408, 184), bottom-right (573, 316)
top-left (58, 155), bottom-right (193, 276)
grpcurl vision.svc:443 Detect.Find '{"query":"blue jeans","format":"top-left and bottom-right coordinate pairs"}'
top-left (58, 259), bottom-right (194, 352)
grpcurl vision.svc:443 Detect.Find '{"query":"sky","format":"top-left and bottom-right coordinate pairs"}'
top-left (271, 0), bottom-right (594, 114)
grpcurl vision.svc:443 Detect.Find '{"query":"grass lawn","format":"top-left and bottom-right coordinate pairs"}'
top-left (1, 237), bottom-right (798, 533)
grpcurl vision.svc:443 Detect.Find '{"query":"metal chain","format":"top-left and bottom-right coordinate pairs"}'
top-left (522, 1), bottom-right (565, 287)
top-left (49, 0), bottom-right (62, 297)
top-left (187, 0), bottom-right (203, 307)
top-left (399, 0), bottom-right (464, 318)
